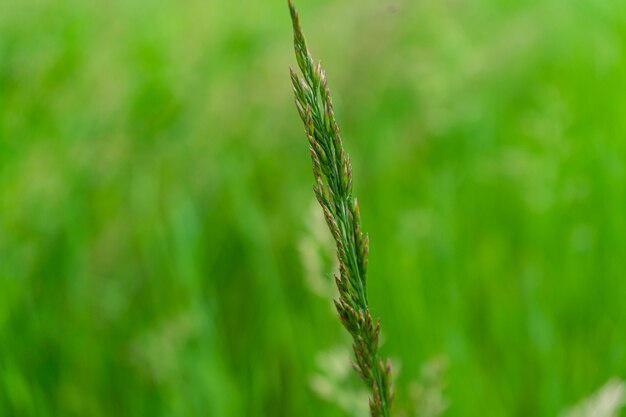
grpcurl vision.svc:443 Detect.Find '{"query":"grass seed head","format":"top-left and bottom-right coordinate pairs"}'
top-left (288, 1), bottom-right (393, 416)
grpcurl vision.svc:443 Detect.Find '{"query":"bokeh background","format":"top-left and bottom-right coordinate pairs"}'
top-left (2, 0), bottom-right (626, 416)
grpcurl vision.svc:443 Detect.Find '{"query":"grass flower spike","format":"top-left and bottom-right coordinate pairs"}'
top-left (287, 2), bottom-right (394, 416)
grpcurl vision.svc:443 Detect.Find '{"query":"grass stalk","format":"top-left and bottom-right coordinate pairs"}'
top-left (287, 2), bottom-right (394, 416)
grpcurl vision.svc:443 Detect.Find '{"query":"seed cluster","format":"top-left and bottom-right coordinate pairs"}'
top-left (288, 2), bottom-right (394, 416)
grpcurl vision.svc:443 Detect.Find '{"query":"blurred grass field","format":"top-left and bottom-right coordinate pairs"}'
top-left (1, 0), bottom-right (626, 416)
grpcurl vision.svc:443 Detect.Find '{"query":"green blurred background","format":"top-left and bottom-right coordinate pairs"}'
top-left (1, 0), bottom-right (626, 416)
